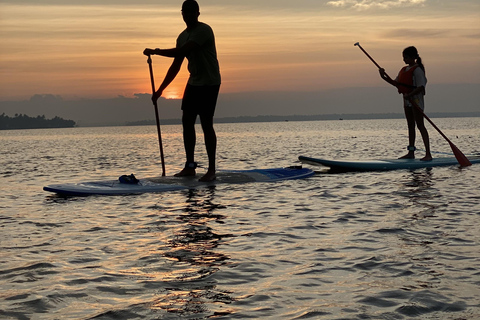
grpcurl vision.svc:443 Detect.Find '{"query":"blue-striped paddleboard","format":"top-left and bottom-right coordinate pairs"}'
top-left (43, 167), bottom-right (314, 196)
top-left (299, 155), bottom-right (480, 172)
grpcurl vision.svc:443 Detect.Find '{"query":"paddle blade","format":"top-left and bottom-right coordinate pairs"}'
top-left (449, 142), bottom-right (472, 167)
top-left (409, 98), bottom-right (471, 167)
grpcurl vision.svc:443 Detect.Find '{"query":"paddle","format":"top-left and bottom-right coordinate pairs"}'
top-left (147, 54), bottom-right (167, 176)
top-left (354, 42), bottom-right (472, 167)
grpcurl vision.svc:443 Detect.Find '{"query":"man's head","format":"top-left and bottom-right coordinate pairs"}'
top-left (182, 0), bottom-right (199, 13)
top-left (182, 0), bottom-right (200, 26)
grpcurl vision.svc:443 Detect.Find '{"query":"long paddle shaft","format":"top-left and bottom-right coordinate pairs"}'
top-left (147, 55), bottom-right (166, 176)
top-left (354, 42), bottom-right (472, 167)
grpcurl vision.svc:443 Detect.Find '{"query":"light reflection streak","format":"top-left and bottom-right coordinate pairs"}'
top-left (149, 187), bottom-right (236, 316)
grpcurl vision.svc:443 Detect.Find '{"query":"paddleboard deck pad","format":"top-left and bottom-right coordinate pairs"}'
top-left (43, 167), bottom-right (314, 196)
top-left (299, 155), bottom-right (480, 172)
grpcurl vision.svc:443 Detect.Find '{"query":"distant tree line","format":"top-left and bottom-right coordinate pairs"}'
top-left (0, 113), bottom-right (76, 130)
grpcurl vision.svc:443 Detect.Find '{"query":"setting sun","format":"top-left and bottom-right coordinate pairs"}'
top-left (162, 89), bottom-right (183, 100)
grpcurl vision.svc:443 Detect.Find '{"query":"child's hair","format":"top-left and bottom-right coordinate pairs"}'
top-left (403, 46), bottom-right (425, 73)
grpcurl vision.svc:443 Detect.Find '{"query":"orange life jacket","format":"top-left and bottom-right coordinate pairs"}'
top-left (397, 65), bottom-right (417, 94)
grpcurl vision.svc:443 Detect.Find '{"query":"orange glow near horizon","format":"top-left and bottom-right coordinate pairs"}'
top-left (162, 89), bottom-right (183, 100)
top-left (0, 2), bottom-right (479, 101)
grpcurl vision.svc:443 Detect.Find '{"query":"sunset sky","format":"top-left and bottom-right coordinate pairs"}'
top-left (1, 0), bottom-right (479, 102)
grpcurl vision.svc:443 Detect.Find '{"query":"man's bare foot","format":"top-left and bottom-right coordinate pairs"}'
top-left (174, 168), bottom-right (196, 177)
top-left (420, 155), bottom-right (432, 161)
top-left (199, 171), bottom-right (216, 182)
top-left (399, 152), bottom-right (415, 159)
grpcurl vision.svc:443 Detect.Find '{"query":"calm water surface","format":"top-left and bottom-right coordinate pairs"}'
top-left (1, 118), bottom-right (479, 319)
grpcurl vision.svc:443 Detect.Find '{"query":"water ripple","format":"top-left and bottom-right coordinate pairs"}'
top-left (1, 120), bottom-right (479, 319)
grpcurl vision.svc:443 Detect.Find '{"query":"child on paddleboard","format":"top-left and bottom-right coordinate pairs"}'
top-left (379, 46), bottom-right (432, 161)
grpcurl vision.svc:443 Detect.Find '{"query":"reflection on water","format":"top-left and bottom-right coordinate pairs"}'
top-left (402, 168), bottom-right (438, 219)
top-left (151, 187), bottom-right (236, 317)
top-left (1, 119), bottom-right (479, 319)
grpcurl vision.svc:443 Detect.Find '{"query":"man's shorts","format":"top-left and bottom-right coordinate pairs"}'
top-left (181, 84), bottom-right (220, 118)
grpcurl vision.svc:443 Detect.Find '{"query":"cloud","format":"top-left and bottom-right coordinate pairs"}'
top-left (465, 32), bottom-right (480, 39)
top-left (2, 84), bottom-right (479, 126)
top-left (383, 28), bottom-right (449, 39)
top-left (327, 0), bottom-right (427, 10)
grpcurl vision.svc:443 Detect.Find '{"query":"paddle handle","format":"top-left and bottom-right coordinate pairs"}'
top-left (147, 55), bottom-right (167, 176)
top-left (354, 42), bottom-right (382, 70)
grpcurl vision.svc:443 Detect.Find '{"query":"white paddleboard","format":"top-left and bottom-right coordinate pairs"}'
top-left (299, 155), bottom-right (480, 172)
top-left (43, 167), bottom-right (314, 196)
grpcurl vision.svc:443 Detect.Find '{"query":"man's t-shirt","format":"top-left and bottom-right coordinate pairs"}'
top-left (177, 22), bottom-right (221, 86)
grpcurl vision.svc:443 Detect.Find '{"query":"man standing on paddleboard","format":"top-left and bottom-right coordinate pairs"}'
top-left (144, 0), bottom-right (221, 182)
